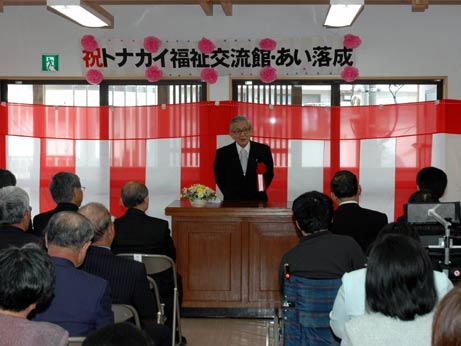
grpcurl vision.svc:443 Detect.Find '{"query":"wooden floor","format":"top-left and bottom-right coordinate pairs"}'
top-left (181, 318), bottom-right (274, 346)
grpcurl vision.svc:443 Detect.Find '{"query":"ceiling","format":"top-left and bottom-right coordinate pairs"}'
top-left (2, 0), bottom-right (460, 15)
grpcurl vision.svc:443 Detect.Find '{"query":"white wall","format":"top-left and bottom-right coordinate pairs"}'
top-left (1, 4), bottom-right (461, 97)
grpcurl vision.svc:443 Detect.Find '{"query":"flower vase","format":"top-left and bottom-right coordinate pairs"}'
top-left (190, 199), bottom-right (208, 208)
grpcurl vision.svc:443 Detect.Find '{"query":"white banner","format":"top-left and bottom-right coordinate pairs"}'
top-left (81, 36), bottom-right (357, 78)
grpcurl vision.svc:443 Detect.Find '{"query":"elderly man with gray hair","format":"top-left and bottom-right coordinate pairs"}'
top-left (0, 186), bottom-right (41, 249)
top-left (32, 171), bottom-right (85, 237)
top-left (32, 211), bottom-right (113, 337)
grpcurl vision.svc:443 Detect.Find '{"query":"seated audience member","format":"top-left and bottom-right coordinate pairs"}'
top-left (32, 211), bottom-right (114, 336)
top-left (112, 181), bottom-right (184, 343)
top-left (0, 186), bottom-right (41, 249)
top-left (416, 166), bottom-right (447, 202)
top-left (0, 244), bottom-right (68, 346)
top-left (279, 191), bottom-right (366, 291)
top-left (79, 202), bottom-right (171, 346)
top-left (397, 189), bottom-right (438, 222)
top-left (432, 284), bottom-right (461, 346)
top-left (32, 171), bottom-right (85, 237)
top-left (330, 170), bottom-right (388, 253)
top-left (83, 322), bottom-right (154, 346)
top-left (0, 168), bottom-right (17, 188)
top-left (330, 222), bottom-right (453, 339)
top-left (341, 234), bottom-right (437, 346)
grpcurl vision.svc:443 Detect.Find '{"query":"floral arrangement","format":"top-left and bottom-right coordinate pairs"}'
top-left (200, 67), bottom-right (218, 84)
top-left (85, 69), bottom-right (104, 85)
top-left (81, 35), bottom-right (98, 52)
top-left (181, 184), bottom-right (216, 201)
top-left (259, 38), bottom-right (277, 51)
top-left (143, 36), bottom-right (162, 53)
top-left (343, 34), bottom-right (362, 49)
top-left (341, 66), bottom-right (359, 83)
top-left (145, 65), bottom-right (163, 82)
top-left (198, 37), bottom-right (216, 54)
top-left (260, 66), bottom-right (277, 83)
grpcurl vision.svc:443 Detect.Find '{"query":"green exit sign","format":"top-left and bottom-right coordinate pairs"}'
top-left (42, 55), bottom-right (59, 72)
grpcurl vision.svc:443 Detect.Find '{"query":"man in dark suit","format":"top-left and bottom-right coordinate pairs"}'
top-left (112, 181), bottom-right (184, 344)
top-left (214, 115), bottom-right (274, 201)
top-left (0, 186), bottom-right (41, 250)
top-left (32, 211), bottom-right (113, 336)
top-left (330, 170), bottom-right (388, 253)
top-left (80, 202), bottom-right (171, 346)
top-left (32, 171), bottom-right (84, 237)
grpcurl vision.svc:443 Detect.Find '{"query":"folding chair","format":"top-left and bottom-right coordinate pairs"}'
top-left (146, 275), bottom-right (166, 324)
top-left (68, 336), bottom-right (86, 346)
top-left (112, 304), bottom-right (142, 329)
top-left (117, 254), bottom-right (182, 346)
top-left (282, 276), bottom-right (341, 346)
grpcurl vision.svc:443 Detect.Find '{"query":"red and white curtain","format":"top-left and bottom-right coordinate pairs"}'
top-left (2, 100), bottom-right (461, 222)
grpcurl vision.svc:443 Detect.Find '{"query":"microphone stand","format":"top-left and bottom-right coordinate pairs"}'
top-left (428, 206), bottom-right (453, 276)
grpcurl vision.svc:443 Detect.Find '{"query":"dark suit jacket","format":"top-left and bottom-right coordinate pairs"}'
top-left (32, 257), bottom-right (113, 337)
top-left (81, 246), bottom-right (156, 319)
top-left (214, 140), bottom-right (274, 201)
top-left (112, 208), bottom-right (176, 260)
top-left (32, 203), bottom-right (79, 237)
top-left (0, 225), bottom-right (42, 250)
top-left (330, 202), bottom-right (388, 253)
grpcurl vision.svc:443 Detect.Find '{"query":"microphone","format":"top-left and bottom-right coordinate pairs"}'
top-left (428, 206), bottom-right (452, 228)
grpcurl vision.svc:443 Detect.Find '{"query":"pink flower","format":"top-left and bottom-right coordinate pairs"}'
top-left (85, 69), bottom-right (104, 85)
top-left (143, 36), bottom-right (162, 53)
top-left (341, 66), bottom-right (359, 82)
top-left (81, 35), bottom-right (98, 52)
top-left (343, 34), bottom-right (362, 49)
top-left (259, 38), bottom-right (277, 51)
top-left (260, 66), bottom-right (277, 83)
top-left (200, 67), bottom-right (218, 84)
top-left (145, 65), bottom-right (163, 82)
top-left (198, 37), bottom-right (215, 54)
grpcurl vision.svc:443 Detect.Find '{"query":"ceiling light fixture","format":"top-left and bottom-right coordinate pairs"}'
top-left (324, 0), bottom-right (364, 28)
top-left (47, 0), bottom-right (113, 28)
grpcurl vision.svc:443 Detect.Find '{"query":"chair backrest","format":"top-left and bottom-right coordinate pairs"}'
top-left (117, 254), bottom-right (178, 287)
top-left (112, 304), bottom-right (141, 329)
top-left (68, 336), bottom-right (86, 346)
top-left (282, 276), bottom-right (342, 346)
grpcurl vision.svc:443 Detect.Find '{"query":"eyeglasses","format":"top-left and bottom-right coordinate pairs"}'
top-left (232, 127), bottom-right (251, 135)
top-left (80, 186), bottom-right (86, 191)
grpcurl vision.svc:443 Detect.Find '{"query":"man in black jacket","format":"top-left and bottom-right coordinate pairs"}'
top-left (330, 170), bottom-right (388, 254)
top-left (214, 115), bottom-right (274, 201)
top-left (79, 202), bottom-right (170, 346)
top-left (32, 171), bottom-right (84, 237)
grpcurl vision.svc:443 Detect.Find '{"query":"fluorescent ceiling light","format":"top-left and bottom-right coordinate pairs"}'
top-left (324, 0), bottom-right (364, 28)
top-left (47, 0), bottom-right (113, 28)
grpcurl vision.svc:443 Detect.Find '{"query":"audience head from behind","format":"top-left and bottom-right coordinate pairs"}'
top-left (0, 169), bottom-right (16, 188)
top-left (366, 233), bottom-right (437, 320)
top-left (79, 202), bottom-right (114, 246)
top-left (432, 284), bottom-right (461, 346)
top-left (49, 171), bottom-right (84, 207)
top-left (416, 166), bottom-right (447, 201)
top-left (292, 191), bottom-right (333, 234)
top-left (0, 186), bottom-right (31, 230)
top-left (82, 322), bottom-right (154, 346)
top-left (44, 211), bottom-right (94, 267)
top-left (0, 244), bottom-right (55, 317)
top-left (330, 170), bottom-right (360, 202)
top-left (374, 221), bottom-right (420, 244)
top-left (121, 181), bottom-right (149, 211)
top-left (407, 189), bottom-right (438, 204)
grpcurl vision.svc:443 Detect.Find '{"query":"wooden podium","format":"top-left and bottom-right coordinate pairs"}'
top-left (165, 200), bottom-right (299, 314)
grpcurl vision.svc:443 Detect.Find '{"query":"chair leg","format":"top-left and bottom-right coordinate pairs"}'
top-left (172, 287), bottom-right (178, 346)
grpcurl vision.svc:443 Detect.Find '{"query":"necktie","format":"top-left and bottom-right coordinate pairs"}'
top-left (240, 149), bottom-right (248, 175)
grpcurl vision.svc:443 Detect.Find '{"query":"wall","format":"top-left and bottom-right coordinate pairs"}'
top-left (1, 4), bottom-right (461, 98)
